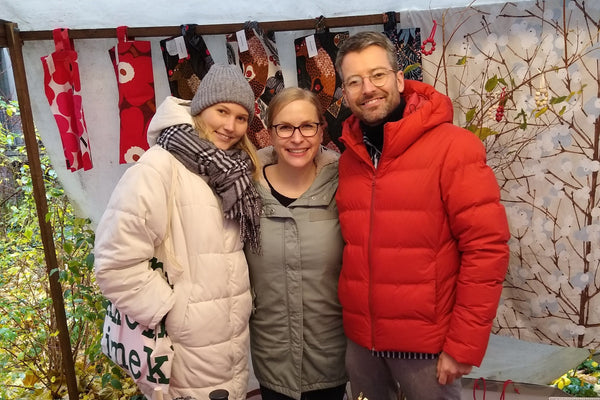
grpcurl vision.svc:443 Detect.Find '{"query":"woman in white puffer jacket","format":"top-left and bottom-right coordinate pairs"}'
top-left (94, 64), bottom-right (261, 400)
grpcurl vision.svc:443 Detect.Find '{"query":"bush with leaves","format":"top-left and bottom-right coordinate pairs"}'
top-left (0, 98), bottom-right (142, 399)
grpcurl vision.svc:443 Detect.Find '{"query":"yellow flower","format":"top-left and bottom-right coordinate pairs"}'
top-left (557, 377), bottom-right (572, 389)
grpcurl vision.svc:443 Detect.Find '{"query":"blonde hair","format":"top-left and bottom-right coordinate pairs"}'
top-left (192, 114), bottom-right (261, 180)
top-left (266, 87), bottom-right (326, 128)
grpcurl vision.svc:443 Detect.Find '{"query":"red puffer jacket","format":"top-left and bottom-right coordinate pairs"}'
top-left (336, 80), bottom-right (510, 367)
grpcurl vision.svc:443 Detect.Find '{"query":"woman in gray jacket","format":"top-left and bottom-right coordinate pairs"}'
top-left (244, 87), bottom-right (347, 400)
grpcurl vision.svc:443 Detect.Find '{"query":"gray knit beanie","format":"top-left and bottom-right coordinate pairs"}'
top-left (190, 64), bottom-right (255, 123)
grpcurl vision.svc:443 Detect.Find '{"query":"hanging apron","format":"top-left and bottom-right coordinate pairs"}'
top-left (295, 27), bottom-right (350, 152)
top-left (41, 28), bottom-right (93, 172)
top-left (160, 24), bottom-right (215, 100)
top-left (108, 26), bottom-right (156, 164)
top-left (226, 21), bottom-right (284, 149)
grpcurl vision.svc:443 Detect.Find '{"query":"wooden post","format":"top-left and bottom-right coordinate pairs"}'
top-left (4, 22), bottom-right (79, 400)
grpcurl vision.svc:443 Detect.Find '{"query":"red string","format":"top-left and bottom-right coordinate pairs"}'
top-left (473, 377), bottom-right (486, 400)
top-left (500, 379), bottom-right (520, 400)
top-left (421, 20), bottom-right (437, 55)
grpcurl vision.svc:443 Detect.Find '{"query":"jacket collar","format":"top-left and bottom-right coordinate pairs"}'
top-left (340, 80), bottom-right (454, 162)
top-left (255, 146), bottom-right (339, 209)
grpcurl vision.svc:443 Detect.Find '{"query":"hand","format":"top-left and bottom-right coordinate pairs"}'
top-left (436, 351), bottom-right (473, 385)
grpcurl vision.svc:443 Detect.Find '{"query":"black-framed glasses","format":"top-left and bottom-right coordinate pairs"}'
top-left (272, 122), bottom-right (321, 138)
top-left (343, 69), bottom-right (396, 93)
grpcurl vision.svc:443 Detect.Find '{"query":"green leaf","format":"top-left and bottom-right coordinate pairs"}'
top-left (456, 56), bottom-right (467, 65)
top-left (466, 108), bottom-right (476, 123)
top-left (485, 76), bottom-right (498, 92)
top-left (403, 63), bottom-right (421, 74)
top-left (111, 377), bottom-right (123, 389)
top-left (534, 106), bottom-right (548, 118)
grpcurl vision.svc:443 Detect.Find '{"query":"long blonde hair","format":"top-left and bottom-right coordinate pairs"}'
top-left (192, 114), bottom-right (261, 180)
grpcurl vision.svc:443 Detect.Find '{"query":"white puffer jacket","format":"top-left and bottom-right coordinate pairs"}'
top-left (94, 96), bottom-right (251, 400)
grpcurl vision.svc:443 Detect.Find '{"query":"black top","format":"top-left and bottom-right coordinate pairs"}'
top-left (264, 164), bottom-right (296, 207)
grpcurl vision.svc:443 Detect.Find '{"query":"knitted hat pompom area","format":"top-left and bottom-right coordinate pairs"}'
top-left (190, 64), bottom-right (255, 123)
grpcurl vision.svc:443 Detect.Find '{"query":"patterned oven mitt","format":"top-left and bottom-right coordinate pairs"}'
top-left (295, 25), bottom-right (350, 152)
top-left (109, 26), bottom-right (156, 164)
top-left (160, 24), bottom-right (215, 100)
top-left (41, 28), bottom-right (93, 172)
top-left (226, 21), bottom-right (284, 149)
top-left (383, 11), bottom-right (423, 82)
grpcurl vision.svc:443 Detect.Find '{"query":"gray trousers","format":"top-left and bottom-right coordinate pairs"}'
top-left (346, 339), bottom-right (462, 400)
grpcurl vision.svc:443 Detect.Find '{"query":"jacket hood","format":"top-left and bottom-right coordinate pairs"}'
top-left (340, 80), bottom-right (454, 159)
top-left (147, 96), bottom-right (195, 146)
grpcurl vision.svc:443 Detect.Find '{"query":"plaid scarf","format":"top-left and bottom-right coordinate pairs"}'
top-left (157, 123), bottom-right (262, 253)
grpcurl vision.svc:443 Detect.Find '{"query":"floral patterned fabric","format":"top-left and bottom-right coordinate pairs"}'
top-left (109, 26), bottom-right (155, 164)
top-left (41, 28), bottom-right (93, 172)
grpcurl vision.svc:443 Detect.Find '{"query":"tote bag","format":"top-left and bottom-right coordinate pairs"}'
top-left (101, 166), bottom-right (181, 397)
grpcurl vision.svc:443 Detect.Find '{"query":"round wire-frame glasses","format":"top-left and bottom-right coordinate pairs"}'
top-left (343, 69), bottom-right (396, 93)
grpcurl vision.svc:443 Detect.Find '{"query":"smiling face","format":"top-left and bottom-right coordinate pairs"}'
top-left (340, 45), bottom-right (404, 126)
top-left (197, 102), bottom-right (249, 150)
top-left (271, 99), bottom-right (323, 171)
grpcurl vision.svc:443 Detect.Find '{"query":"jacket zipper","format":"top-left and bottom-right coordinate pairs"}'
top-left (368, 169), bottom-right (377, 351)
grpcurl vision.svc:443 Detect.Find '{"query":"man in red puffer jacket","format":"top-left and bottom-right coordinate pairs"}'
top-left (334, 31), bottom-right (510, 400)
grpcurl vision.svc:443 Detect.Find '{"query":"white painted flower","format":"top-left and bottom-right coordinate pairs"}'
top-left (573, 186), bottom-right (590, 202)
top-left (568, 324), bottom-right (585, 336)
top-left (543, 220), bottom-right (555, 233)
top-left (579, 158), bottom-right (600, 173)
top-left (123, 146), bottom-right (146, 163)
top-left (548, 322), bottom-right (561, 334)
top-left (554, 181), bottom-right (564, 191)
top-left (513, 64), bottom-right (529, 82)
top-left (508, 185), bottom-right (528, 200)
top-left (539, 35), bottom-right (554, 54)
top-left (560, 215), bottom-right (574, 236)
top-left (548, 271), bottom-right (568, 290)
top-left (543, 7), bottom-right (556, 20)
top-left (554, 68), bottom-right (568, 81)
top-left (507, 205), bottom-right (530, 229)
top-left (554, 35), bottom-right (565, 50)
top-left (560, 159), bottom-right (573, 174)
top-left (117, 61), bottom-right (135, 84)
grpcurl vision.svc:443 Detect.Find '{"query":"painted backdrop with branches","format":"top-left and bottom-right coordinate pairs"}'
top-left (419, 0), bottom-right (600, 349)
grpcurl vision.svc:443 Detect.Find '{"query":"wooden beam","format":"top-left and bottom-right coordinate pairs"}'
top-left (14, 13), bottom-right (395, 41)
top-left (4, 22), bottom-right (79, 400)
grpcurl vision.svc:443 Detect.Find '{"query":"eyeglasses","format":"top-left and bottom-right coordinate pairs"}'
top-left (343, 69), bottom-right (396, 93)
top-left (272, 122), bottom-right (321, 138)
